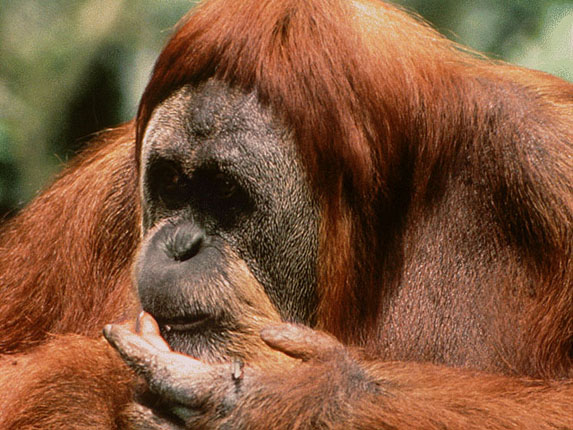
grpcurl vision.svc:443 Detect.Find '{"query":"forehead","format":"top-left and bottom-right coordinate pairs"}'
top-left (141, 80), bottom-right (289, 166)
top-left (139, 80), bottom-right (314, 215)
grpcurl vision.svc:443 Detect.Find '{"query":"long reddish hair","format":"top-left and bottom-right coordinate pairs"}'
top-left (136, 0), bottom-right (573, 351)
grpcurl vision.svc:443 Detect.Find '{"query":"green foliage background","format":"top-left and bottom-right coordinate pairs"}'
top-left (0, 0), bottom-right (572, 216)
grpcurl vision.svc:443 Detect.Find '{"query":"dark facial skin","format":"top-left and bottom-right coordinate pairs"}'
top-left (136, 80), bottom-right (319, 360)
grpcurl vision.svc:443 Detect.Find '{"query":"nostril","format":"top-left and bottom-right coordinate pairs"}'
top-left (165, 225), bottom-right (205, 262)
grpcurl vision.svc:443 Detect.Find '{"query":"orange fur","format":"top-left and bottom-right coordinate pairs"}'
top-left (138, 0), bottom-right (572, 373)
top-left (0, 123), bottom-right (139, 354)
top-left (0, 0), bottom-right (572, 427)
top-left (0, 335), bottom-right (133, 430)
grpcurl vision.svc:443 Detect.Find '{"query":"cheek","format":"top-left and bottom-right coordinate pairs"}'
top-left (234, 199), bottom-right (320, 324)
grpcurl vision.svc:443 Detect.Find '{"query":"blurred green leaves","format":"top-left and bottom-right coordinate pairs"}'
top-left (0, 0), bottom-right (571, 217)
top-left (0, 0), bottom-right (195, 215)
top-left (508, 3), bottom-right (573, 82)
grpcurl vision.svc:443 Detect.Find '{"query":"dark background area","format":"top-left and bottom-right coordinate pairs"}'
top-left (0, 0), bottom-right (571, 218)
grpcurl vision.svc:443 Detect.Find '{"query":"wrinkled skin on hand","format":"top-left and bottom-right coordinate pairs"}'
top-left (104, 313), bottom-right (366, 430)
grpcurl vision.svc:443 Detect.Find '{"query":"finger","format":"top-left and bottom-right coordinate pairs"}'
top-left (137, 312), bottom-right (171, 352)
top-left (103, 323), bottom-right (215, 405)
top-left (122, 402), bottom-right (184, 430)
top-left (103, 323), bottom-right (161, 370)
top-left (103, 323), bottom-right (200, 378)
top-left (260, 323), bottom-right (343, 361)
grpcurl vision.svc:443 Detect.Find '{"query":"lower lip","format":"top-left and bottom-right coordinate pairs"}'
top-left (159, 315), bottom-right (212, 333)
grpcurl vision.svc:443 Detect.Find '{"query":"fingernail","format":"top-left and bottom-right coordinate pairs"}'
top-left (232, 358), bottom-right (244, 381)
top-left (102, 324), bottom-right (113, 339)
top-left (140, 312), bottom-right (160, 335)
top-left (135, 311), bottom-right (146, 333)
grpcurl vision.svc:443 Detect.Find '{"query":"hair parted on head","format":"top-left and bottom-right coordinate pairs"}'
top-left (136, 0), bottom-right (572, 342)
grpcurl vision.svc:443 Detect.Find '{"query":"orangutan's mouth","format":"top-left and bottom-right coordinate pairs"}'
top-left (156, 314), bottom-right (213, 333)
top-left (153, 312), bottom-right (233, 361)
